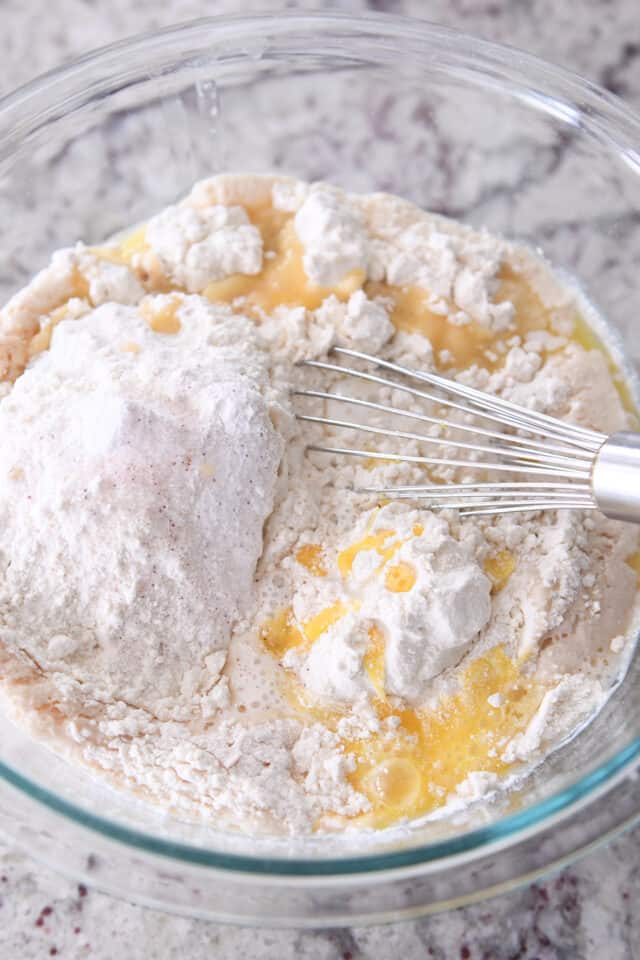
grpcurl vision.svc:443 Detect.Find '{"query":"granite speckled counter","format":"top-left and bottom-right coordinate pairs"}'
top-left (0, 1), bottom-right (639, 957)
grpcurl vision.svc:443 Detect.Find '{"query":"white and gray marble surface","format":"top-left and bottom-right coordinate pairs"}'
top-left (0, 0), bottom-right (639, 957)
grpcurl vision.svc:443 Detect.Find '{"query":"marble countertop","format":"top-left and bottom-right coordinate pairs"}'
top-left (1, 0), bottom-right (639, 957)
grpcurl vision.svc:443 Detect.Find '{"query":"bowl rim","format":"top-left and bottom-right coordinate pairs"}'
top-left (0, 8), bottom-right (639, 879)
top-left (1, 735), bottom-right (639, 878)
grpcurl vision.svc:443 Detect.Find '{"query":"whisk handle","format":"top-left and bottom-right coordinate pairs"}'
top-left (592, 432), bottom-right (640, 523)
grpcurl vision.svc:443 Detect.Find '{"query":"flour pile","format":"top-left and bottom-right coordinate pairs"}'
top-left (0, 174), bottom-right (637, 835)
top-left (0, 299), bottom-right (285, 719)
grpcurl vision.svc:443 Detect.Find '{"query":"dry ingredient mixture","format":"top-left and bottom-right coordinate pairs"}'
top-left (0, 174), bottom-right (638, 836)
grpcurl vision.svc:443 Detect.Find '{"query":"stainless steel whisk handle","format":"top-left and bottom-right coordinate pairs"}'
top-left (592, 432), bottom-right (640, 523)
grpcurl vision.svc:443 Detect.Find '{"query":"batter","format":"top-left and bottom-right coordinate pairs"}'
top-left (0, 174), bottom-right (637, 835)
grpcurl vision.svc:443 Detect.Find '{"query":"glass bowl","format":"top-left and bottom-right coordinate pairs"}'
top-left (0, 11), bottom-right (639, 926)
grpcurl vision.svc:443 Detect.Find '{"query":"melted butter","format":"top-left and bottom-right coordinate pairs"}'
top-left (303, 601), bottom-right (348, 643)
top-left (337, 529), bottom-right (395, 577)
top-left (385, 561), bottom-right (417, 593)
top-left (496, 264), bottom-right (562, 339)
top-left (259, 601), bottom-right (350, 660)
top-left (503, 268), bottom-right (637, 415)
top-left (484, 549), bottom-right (516, 592)
top-left (345, 646), bottom-right (544, 827)
top-left (337, 515), bottom-right (418, 581)
top-left (28, 303), bottom-right (72, 357)
top-left (93, 226), bottom-right (148, 266)
top-left (283, 671), bottom-right (343, 728)
top-left (204, 215), bottom-right (365, 315)
top-left (81, 202), bottom-right (639, 416)
top-left (259, 609), bottom-right (305, 659)
top-left (626, 552), bottom-right (640, 582)
top-left (79, 203), bottom-right (639, 423)
top-left (260, 520), bottom-right (425, 695)
top-left (366, 265), bottom-right (559, 373)
top-left (28, 265), bottom-right (90, 358)
top-left (363, 625), bottom-right (386, 700)
top-left (369, 758), bottom-right (421, 810)
top-left (258, 541), bottom-right (542, 828)
top-left (377, 536), bottom-right (406, 566)
top-left (92, 226), bottom-right (175, 293)
top-left (259, 528), bottom-right (548, 828)
top-left (295, 544), bottom-right (327, 577)
top-left (366, 280), bottom-right (496, 369)
top-left (141, 296), bottom-right (182, 335)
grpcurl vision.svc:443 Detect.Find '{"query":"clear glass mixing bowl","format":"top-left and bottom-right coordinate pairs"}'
top-left (0, 11), bottom-right (639, 926)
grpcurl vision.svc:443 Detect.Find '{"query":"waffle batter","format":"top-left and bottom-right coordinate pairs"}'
top-left (0, 174), bottom-right (637, 834)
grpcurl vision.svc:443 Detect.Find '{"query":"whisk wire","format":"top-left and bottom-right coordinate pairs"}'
top-left (297, 347), bottom-right (610, 515)
top-left (294, 391), bottom-right (595, 461)
top-left (307, 444), bottom-right (593, 479)
top-left (302, 358), bottom-right (601, 454)
top-left (299, 414), bottom-right (593, 471)
top-left (333, 347), bottom-right (606, 448)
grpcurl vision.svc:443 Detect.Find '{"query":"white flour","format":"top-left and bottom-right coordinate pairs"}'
top-left (144, 203), bottom-right (263, 292)
top-left (283, 511), bottom-right (494, 704)
top-left (316, 290), bottom-right (395, 353)
top-left (293, 187), bottom-right (369, 286)
top-left (0, 174), bottom-right (638, 836)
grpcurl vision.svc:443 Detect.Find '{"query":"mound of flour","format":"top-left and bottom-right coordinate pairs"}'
top-left (0, 296), bottom-right (287, 720)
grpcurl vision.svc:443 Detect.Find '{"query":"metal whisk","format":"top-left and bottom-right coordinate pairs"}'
top-left (294, 346), bottom-right (640, 522)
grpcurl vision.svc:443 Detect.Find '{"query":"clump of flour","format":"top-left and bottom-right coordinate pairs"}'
top-left (144, 203), bottom-right (263, 291)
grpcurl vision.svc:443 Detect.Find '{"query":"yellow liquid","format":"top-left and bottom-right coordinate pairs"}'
top-left (94, 226), bottom-right (148, 266)
top-left (27, 268), bottom-right (90, 359)
top-left (295, 544), bottom-right (327, 577)
top-left (258, 519), bottom-right (542, 827)
top-left (304, 601), bottom-right (349, 643)
top-left (365, 264), bottom-right (556, 373)
top-left (141, 296), bottom-right (182, 335)
top-left (626, 552), bottom-right (640, 582)
top-left (363, 625), bottom-right (386, 700)
top-left (260, 598), bottom-right (544, 827)
top-left (258, 515), bottom-right (531, 827)
top-left (337, 529), bottom-right (396, 577)
top-left (345, 646), bottom-right (543, 827)
top-left (204, 210), bottom-right (365, 316)
top-left (260, 600), bottom-right (350, 660)
top-left (484, 549), bottom-right (517, 592)
top-left (366, 280), bottom-right (497, 369)
top-left (384, 561), bottom-right (417, 593)
top-left (94, 226), bottom-right (175, 293)
top-left (259, 609), bottom-right (305, 659)
top-left (79, 196), bottom-right (639, 401)
top-left (85, 202), bottom-right (566, 379)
